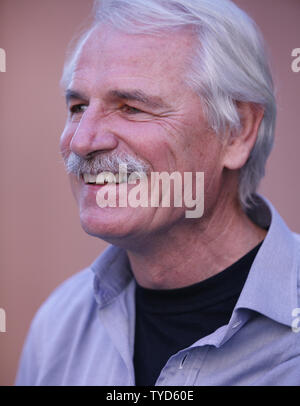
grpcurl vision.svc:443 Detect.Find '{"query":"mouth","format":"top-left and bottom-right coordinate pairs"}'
top-left (82, 172), bottom-right (142, 185)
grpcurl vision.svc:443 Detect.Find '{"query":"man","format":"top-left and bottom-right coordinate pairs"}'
top-left (16, 0), bottom-right (300, 386)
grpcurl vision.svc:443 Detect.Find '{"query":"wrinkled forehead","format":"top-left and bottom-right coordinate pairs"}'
top-left (62, 23), bottom-right (196, 91)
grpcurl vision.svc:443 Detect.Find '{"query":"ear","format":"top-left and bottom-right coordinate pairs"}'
top-left (223, 102), bottom-right (264, 170)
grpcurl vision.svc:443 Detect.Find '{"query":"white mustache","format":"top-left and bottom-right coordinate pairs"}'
top-left (65, 151), bottom-right (150, 178)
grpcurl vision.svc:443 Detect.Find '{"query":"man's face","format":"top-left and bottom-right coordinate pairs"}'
top-left (60, 25), bottom-right (225, 243)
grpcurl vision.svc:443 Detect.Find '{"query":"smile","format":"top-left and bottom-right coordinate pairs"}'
top-left (82, 172), bottom-right (142, 185)
top-left (83, 173), bottom-right (127, 185)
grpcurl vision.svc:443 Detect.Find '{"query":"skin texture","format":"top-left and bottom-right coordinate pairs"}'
top-left (60, 24), bottom-right (266, 289)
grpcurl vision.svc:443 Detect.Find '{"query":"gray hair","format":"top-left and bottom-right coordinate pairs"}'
top-left (61, 0), bottom-right (277, 209)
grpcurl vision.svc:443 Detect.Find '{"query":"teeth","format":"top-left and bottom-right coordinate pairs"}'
top-left (83, 171), bottom-right (133, 185)
top-left (128, 172), bottom-right (145, 183)
top-left (117, 172), bottom-right (128, 183)
top-left (130, 172), bottom-right (142, 181)
top-left (96, 172), bottom-right (116, 185)
top-left (83, 173), bottom-right (97, 183)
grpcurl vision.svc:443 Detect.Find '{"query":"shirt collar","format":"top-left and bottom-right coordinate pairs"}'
top-left (91, 195), bottom-right (299, 326)
top-left (91, 245), bottom-right (133, 308)
top-left (235, 194), bottom-right (299, 327)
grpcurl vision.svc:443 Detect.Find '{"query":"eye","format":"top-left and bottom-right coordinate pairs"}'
top-left (69, 104), bottom-right (88, 115)
top-left (121, 105), bottom-right (143, 114)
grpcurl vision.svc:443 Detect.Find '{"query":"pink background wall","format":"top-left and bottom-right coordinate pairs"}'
top-left (0, 0), bottom-right (299, 386)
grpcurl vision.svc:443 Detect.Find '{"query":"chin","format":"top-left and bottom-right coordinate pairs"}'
top-left (79, 206), bottom-right (140, 243)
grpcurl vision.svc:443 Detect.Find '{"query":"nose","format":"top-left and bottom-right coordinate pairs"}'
top-left (70, 105), bottom-right (119, 158)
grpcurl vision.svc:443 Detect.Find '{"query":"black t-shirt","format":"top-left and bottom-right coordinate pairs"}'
top-left (133, 241), bottom-right (263, 386)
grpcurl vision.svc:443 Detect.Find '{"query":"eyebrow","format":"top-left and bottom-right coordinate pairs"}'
top-left (107, 89), bottom-right (168, 109)
top-left (65, 88), bottom-right (169, 110)
top-left (65, 89), bottom-right (88, 105)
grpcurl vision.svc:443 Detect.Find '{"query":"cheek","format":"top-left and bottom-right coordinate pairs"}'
top-left (187, 128), bottom-right (224, 169)
top-left (135, 121), bottom-right (189, 171)
top-left (60, 124), bottom-right (74, 157)
top-left (68, 174), bottom-right (78, 195)
top-left (117, 121), bottom-right (176, 170)
top-left (148, 117), bottom-right (209, 173)
top-left (200, 142), bottom-right (225, 200)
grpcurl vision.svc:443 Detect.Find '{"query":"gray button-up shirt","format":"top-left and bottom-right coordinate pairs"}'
top-left (16, 196), bottom-right (300, 385)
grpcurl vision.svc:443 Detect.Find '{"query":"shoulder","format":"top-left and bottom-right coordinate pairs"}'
top-left (15, 267), bottom-right (98, 385)
top-left (293, 232), bottom-right (300, 245)
top-left (42, 267), bottom-right (94, 310)
top-left (292, 232), bottom-right (300, 271)
top-left (29, 244), bottom-right (123, 336)
top-left (292, 232), bottom-right (300, 289)
top-left (29, 267), bottom-right (95, 339)
top-left (42, 267), bottom-right (93, 311)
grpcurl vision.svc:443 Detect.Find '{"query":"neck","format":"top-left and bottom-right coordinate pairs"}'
top-left (127, 194), bottom-right (266, 290)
